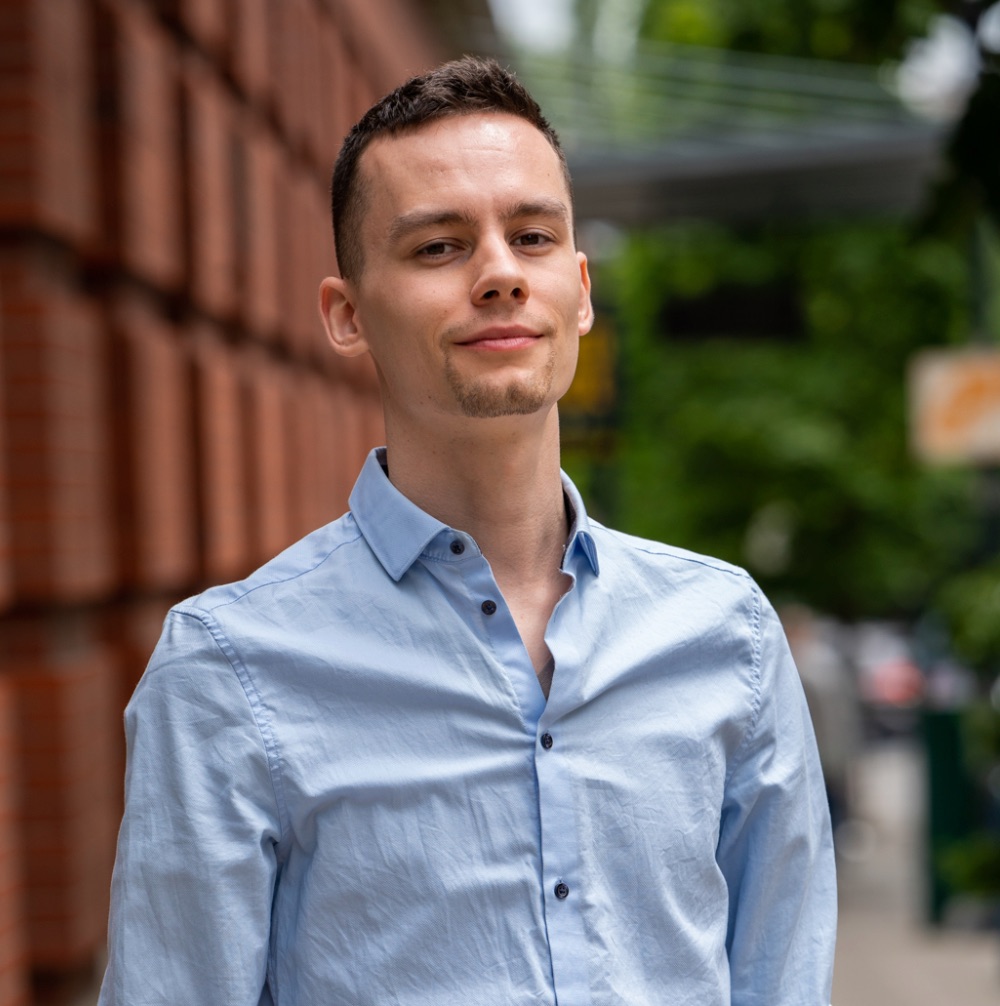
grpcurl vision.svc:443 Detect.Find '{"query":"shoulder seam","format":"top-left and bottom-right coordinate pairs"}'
top-left (591, 523), bottom-right (747, 578)
top-left (194, 525), bottom-right (365, 614)
top-left (628, 543), bottom-right (747, 576)
top-left (724, 580), bottom-right (764, 787)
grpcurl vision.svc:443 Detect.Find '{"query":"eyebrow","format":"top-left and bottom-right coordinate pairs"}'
top-left (387, 197), bottom-right (571, 245)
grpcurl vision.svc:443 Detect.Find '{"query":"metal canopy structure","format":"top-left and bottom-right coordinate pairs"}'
top-left (511, 40), bottom-right (948, 226)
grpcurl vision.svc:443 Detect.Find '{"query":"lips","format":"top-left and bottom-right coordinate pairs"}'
top-left (455, 325), bottom-right (541, 351)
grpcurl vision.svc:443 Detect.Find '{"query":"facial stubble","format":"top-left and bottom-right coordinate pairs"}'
top-left (443, 346), bottom-right (558, 419)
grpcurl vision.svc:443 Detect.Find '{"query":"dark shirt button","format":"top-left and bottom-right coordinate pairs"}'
top-left (481, 599), bottom-right (497, 615)
top-left (449, 539), bottom-right (465, 555)
top-left (540, 732), bottom-right (553, 750)
top-left (554, 882), bottom-right (569, 900)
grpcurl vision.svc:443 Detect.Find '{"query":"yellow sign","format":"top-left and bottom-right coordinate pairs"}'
top-left (562, 317), bottom-right (616, 417)
top-left (909, 348), bottom-right (1000, 463)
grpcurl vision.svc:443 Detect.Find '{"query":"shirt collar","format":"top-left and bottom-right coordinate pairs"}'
top-left (349, 447), bottom-right (600, 582)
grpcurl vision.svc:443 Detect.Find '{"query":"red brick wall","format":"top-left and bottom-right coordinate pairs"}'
top-left (0, 0), bottom-right (441, 998)
top-left (0, 0), bottom-right (98, 247)
top-left (0, 674), bottom-right (28, 1006)
top-left (0, 246), bottom-right (116, 604)
top-left (4, 617), bottom-right (119, 972)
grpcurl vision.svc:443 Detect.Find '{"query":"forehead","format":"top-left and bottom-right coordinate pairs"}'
top-left (357, 113), bottom-right (571, 230)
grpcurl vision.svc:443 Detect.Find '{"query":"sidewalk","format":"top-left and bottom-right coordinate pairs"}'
top-left (832, 739), bottom-right (999, 1005)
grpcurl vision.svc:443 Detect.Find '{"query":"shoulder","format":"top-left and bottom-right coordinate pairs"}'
top-left (134, 511), bottom-right (371, 702)
top-left (179, 510), bottom-right (367, 619)
top-left (583, 521), bottom-right (768, 657)
top-left (146, 511), bottom-right (375, 672)
top-left (590, 519), bottom-right (752, 590)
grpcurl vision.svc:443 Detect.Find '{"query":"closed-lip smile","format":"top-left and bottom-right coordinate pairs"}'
top-left (455, 325), bottom-right (541, 351)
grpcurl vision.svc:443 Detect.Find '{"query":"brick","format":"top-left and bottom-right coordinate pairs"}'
top-left (308, 376), bottom-right (383, 512)
top-left (299, 0), bottom-right (324, 167)
top-left (338, 0), bottom-right (442, 95)
top-left (0, 616), bottom-right (119, 972)
top-left (317, 14), bottom-right (349, 174)
top-left (239, 116), bottom-right (282, 340)
top-left (191, 328), bottom-right (251, 582)
top-left (267, 0), bottom-right (306, 150)
top-left (339, 41), bottom-right (368, 131)
top-left (309, 174), bottom-right (338, 350)
top-left (271, 146), bottom-right (295, 351)
top-left (316, 378), bottom-right (356, 521)
top-left (281, 371), bottom-right (368, 538)
top-left (263, 0), bottom-right (287, 133)
top-left (0, 364), bottom-right (11, 613)
top-left (229, 0), bottom-right (271, 105)
top-left (96, 0), bottom-right (185, 291)
top-left (167, 0), bottom-right (228, 58)
top-left (0, 676), bottom-right (28, 1006)
top-left (288, 0), bottom-right (313, 153)
top-left (287, 166), bottom-right (330, 359)
top-left (182, 55), bottom-right (238, 320)
top-left (243, 355), bottom-right (295, 563)
top-left (0, 246), bottom-right (116, 603)
top-left (303, 373), bottom-right (338, 532)
top-left (287, 165), bottom-right (310, 355)
top-left (0, 0), bottom-right (97, 247)
top-left (329, 380), bottom-right (367, 512)
top-left (110, 290), bottom-right (198, 591)
top-left (283, 369), bottom-right (318, 540)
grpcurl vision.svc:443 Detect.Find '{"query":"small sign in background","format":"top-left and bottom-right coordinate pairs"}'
top-left (910, 348), bottom-right (1000, 464)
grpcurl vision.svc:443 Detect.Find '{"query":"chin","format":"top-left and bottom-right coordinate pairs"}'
top-left (447, 358), bottom-right (558, 420)
top-left (450, 377), bottom-right (553, 419)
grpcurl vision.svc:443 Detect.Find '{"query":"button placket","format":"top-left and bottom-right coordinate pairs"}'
top-left (534, 711), bottom-right (589, 1003)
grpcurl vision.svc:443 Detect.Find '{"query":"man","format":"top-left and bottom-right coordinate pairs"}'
top-left (100, 57), bottom-right (836, 1005)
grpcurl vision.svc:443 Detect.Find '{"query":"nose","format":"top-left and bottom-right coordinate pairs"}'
top-left (471, 236), bottom-right (529, 305)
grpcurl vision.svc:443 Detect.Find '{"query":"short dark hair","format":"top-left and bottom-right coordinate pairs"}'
top-left (331, 56), bottom-right (570, 280)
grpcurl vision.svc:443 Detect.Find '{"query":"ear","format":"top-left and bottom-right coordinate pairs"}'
top-left (577, 251), bottom-right (595, 336)
top-left (319, 276), bottom-right (370, 358)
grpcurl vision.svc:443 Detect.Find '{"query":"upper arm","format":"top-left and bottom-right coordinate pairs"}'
top-left (716, 590), bottom-right (837, 1006)
top-left (100, 609), bottom-right (282, 1006)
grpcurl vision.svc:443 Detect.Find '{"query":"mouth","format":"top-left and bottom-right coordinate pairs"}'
top-left (454, 325), bottom-right (542, 352)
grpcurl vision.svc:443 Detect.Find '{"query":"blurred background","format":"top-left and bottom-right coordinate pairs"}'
top-left (0, 1), bottom-right (997, 1003)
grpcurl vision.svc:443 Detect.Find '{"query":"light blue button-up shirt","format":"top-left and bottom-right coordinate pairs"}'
top-left (100, 448), bottom-right (836, 1006)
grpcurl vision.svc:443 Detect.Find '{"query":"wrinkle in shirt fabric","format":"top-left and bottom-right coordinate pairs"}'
top-left (99, 447), bottom-right (836, 1006)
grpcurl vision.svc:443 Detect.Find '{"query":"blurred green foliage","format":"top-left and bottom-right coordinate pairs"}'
top-left (936, 560), bottom-right (1000, 671)
top-left (939, 701), bottom-right (1000, 898)
top-left (940, 831), bottom-right (1000, 896)
top-left (596, 222), bottom-right (978, 619)
top-left (638, 0), bottom-right (939, 61)
top-left (574, 0), bottom-right (940, 61)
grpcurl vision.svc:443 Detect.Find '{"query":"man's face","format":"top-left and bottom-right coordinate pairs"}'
top-left (323, 113), bottom-right (593, 430)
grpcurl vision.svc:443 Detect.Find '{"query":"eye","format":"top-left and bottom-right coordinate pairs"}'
top-left (417, 239), bottom-right (460, 258)
top-left (512, 230), bottom-right (552, 249)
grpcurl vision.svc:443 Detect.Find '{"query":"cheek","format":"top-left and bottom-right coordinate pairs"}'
top-left (559, 278), bottom-right (588, 326)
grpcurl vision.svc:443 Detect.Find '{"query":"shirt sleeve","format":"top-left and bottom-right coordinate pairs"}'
top-left (716, 588), bottom-right (837, 1006)
top-left (99, 608), bottom-right (282, 1006)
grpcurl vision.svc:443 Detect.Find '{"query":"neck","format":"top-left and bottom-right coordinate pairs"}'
top-left (382, 406), bottom-right (569, 584)
top-left (383, 404), bottom-right (572, 687)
